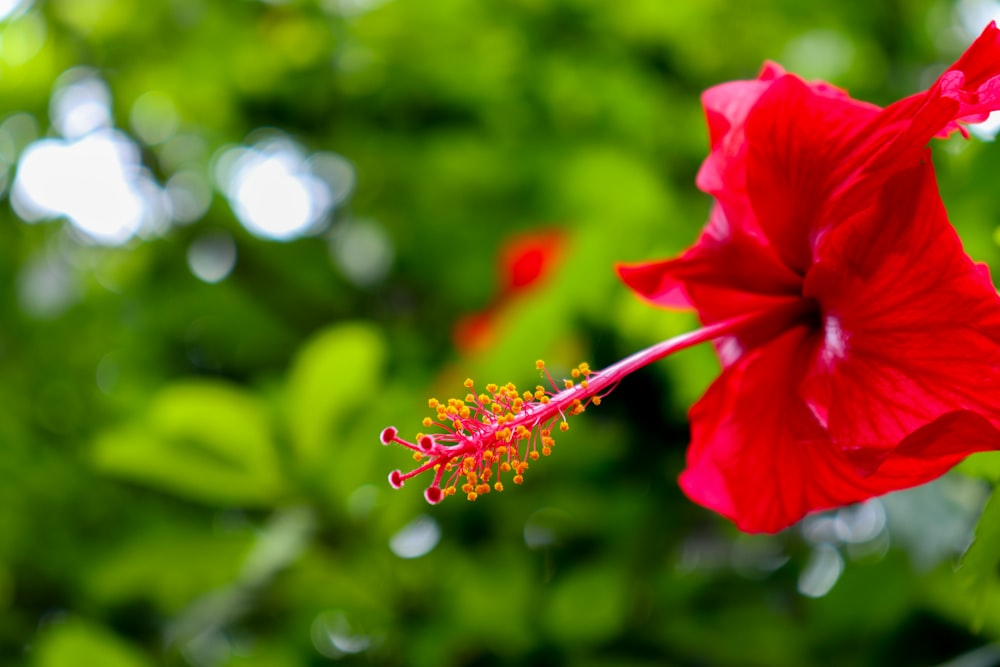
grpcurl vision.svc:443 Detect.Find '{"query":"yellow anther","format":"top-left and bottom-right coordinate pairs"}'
top-left (571, 368), bottom-right (581, 378)
top-left (465, 393), bottom-right (475, 403)
top-left (479, 393), bottom-right (489, 403)
top-left (476, 483), bottom-right (489, 495)
top-left (494, 482), bottom-right (504, 492)
top-left (581, 380), bottom-right (589, 389)
top-left (564, 379), bottom-right (574, 389)
top-left (467, 492), bottom-right (478, 501)
top-left (428, 398), bottom-right (440, 408)
top-left (593, 396), bottom-right (602, 406)
top-left (542, 446), bottom-right (552, 456)
top-left (467, 471), bottom-right (478, 484)
top-left (483, 450), bottom-right (494, 462)
top-left (506, 382), bottom-right (516, 392)
top-left (463, 457), bottom-right (475, 470)
top-left (523, 391), bottom-right (533, 401)
top-left (579, 362), bottom-right (591, 375)
top-left (497, 445), bottom-right (508, 455)
top-left (422, 417), bottom-right (433, 427)
top-left (513, 475), bottom-right (524, 485)
top-left (452, 420), bottom-right (462, 430)
top-left (462, 483), bottom-right (474, 494)
top-left (460, 407), bottom-right (471, 418)
top-left (433, 464), bottom-right (441, 471)
top-left (540, 396), bottom-right (550, 404)
top-left (413, 452), bottom-right (423, 461)
top-left (446, 406), bottom-right (458, 416)
top-left (486, 383), bottom-right (498, 393)
top-left (464, 378), bottom-right (475, 389)
top-left (500, 462), bottom-right (512, 473)
top-left (560, 421), bottom-right (569, 432)
top-left (445, 486), bottom-right (457, 496)
top-left (573, 405), bottom-right (585, 415)
top-left (536, 360), bottom-right (545, 369)
top-left (482, 468), bottom-right (492, 481)
top-left (491, 403), bottom-right (503, 415)
top-left (529, 451), bottom-right (540, 461)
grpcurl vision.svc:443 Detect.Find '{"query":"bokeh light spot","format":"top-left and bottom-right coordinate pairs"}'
top-left (0, 9), bottom-right (45, 67)
top-left (797, 544), bottom-right (844, 598)
top-left (130, 90), bottom-right (180, 145)
top-left (16, 253), bottom-right (78, 319)
top-left (0, 0), bottom-right (31, 21)
top-left (13, 130), bottom-right (160, 245)
top-left (187, 231), bottom-right (237, 283)
top-left (329, 218), bottom-right (394, 286)
top-left (388, 515), bottom-right (440, 559)
top-left (311, 611), bottom-right (372, 659)
top-left (50, 70), bottom-right (112, 139)
top-left (216, 138), bottom-right (334, 241)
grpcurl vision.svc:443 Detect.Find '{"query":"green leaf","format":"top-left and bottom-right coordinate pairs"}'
top-left (958, 490), bottom-right (1000, 631)
top-left (32, 618), bottom-right (152, 667)
top-left (955, 451), bottom-right (1000, 483)
top-left (84, 528), bottom-right (254, 613)
top-left (91, 380), bottom-right (284, 506)
top-left (284, 322), bottom-right (386, 466)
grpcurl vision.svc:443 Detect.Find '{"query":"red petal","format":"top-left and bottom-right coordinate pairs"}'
top-left (697, 66), bottom-right (783, 197)
top-left (617, 205), bottom-right (801, 317)
top-left (680, 326), bottom-right (863, 533)
top-left (744, 75), bottom-right (880, 274)
top-left (861, 22), bottom-right (1000, 168)
top-left (803, 160), bottom-right (1000, 463)
top-left (862, 411), bottom-right (1000, 483)
top-left (926, 20), bottom-right (1000, 126)
top-left (680, 327), bottom-right (1000, 534)
top-left (698, 65), bottom-right (879, 208)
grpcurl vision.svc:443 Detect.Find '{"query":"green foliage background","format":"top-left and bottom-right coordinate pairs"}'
top-left (4, 0), bottom-right (1000, 665)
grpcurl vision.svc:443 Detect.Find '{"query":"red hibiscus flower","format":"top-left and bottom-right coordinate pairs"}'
top-left (382, 23), bottom-right (1000, 533)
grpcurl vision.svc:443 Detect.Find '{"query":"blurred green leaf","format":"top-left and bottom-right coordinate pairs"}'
top-left (84, 527), bottom-right (253, 614)
top-left (958, 491), bottom-right (1000, 631)
top-left (32, 618), bottom-right (152, 667)
top-left (90, 381), bottom-right (284, 506)
top-left (285, 322), bottom-right (386, 467)
top-left (956, 451), bottom-right (1000, 483)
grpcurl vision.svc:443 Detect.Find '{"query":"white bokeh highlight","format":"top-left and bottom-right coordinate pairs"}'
top-left (12, 72), bottom-right (168, 245)
top-left (388, 515), bottom-right (440, 559)
top-left (13, 130), bottom-right (163, 245)
top-left (216, 138), bottom-right (348, 241)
